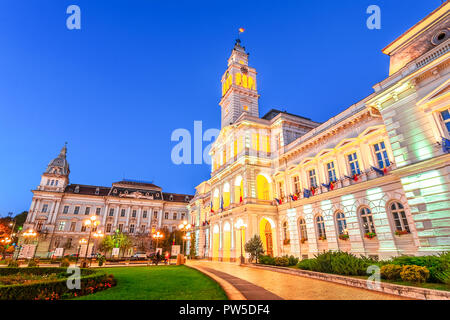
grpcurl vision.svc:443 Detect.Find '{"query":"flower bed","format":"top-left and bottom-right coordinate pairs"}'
top-left (0, 268), bottom-right (116, 300)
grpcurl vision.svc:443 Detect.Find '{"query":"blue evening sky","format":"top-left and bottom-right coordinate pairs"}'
top-left (0, 0), bottom-right (441, 215)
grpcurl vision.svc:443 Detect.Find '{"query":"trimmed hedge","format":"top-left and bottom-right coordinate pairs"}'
top-left (296, 251), bottom-right (377, 276)
top-left (0, 268), bottom-right (116, 300)
top-left (259, 255), bottom-right (299, 267)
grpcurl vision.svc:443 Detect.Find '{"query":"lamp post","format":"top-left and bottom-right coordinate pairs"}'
top-left (76, 238), bottom-right (87, 266)
top-left (178, 221), bottom-right (192, 255)
top-left (235, 221), bottom-right (247, 265)
top-left (152, 231), bottom-right (164, 253)
top-left (82, 215), bottom-right (100, 267)
top-left (23, 229), bottom-right (38, 259)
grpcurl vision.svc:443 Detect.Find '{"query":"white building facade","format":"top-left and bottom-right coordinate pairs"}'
top-left (23, 145), bottom-right (192, 257)
top-left (189, 3), bottom-right (450, 261)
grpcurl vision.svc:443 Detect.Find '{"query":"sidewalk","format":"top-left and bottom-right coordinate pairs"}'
top-left (187, 260), bottom-right (408, 300)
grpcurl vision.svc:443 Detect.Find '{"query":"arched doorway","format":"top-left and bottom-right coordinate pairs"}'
top-left (260, 218), bottom-right (274, 256)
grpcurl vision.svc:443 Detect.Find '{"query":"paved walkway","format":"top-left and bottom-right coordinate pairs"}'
top-left (187, 260), bottom-right (408, 300)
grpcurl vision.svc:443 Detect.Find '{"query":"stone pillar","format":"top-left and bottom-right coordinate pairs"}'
top-left (102, 204), bottom-right (109, 226)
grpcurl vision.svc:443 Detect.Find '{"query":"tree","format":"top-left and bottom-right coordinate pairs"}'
top-left (13, 211), bottom-right (28, 232)
top-left (244, 235), bottom-right (265, 263)
top-left (98, 235), bottom-right (115, 257)
top-left (189, 232), bottom-right (197, 258)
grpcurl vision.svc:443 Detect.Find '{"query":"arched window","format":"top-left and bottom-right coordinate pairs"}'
top-left (299, 218), bottom-right (308, 241)
top-left (336, 211), bottom-right (347, 235)
top-left (316, 215), bottom-right (326, 239)
top-left (390, 202), bottom-right (410, 233)
top-left (282, 221), bottom-right (289, 240)
top-left (360, 207), bottom-right (376, 234)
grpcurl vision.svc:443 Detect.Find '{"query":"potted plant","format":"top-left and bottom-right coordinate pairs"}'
top-left (364, 232), bottom-right (377, 239)
top-left (318, 235), bottom-right (327, 241)
top-left (300, 238), bottom-right (308, 244)
top-left (339, 234), bottom-right (349, 240)
top-left (283, 239), bottom-right (290, 245)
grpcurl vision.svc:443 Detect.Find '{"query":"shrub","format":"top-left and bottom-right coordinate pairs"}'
top-left (296, 258), bottom-right (318, 271)
top-left (27, 259), bottom-right (38, 268)
top-left (400, 265), bottom-right (430, 283)
top-left (59, 258), bottom-right (70, 268)
top-left (98, 255), bottom-right (106, 267)
top-left (287, 255), bottom-right (299, 266)
top-left (244, 235), bottom-right (265, 263)
top-left (380, 264), bottom-right (402, 280)
top-left (0, 268), bottom-right (115, 300)
top-left (274, 257), bottom-right (289, 267)
top-left (329, 252), bottom-right (372, 276)
top-left (259, 255), bottom-right (275, 265)
top-left (7, 260), bottom-right (19, 268)
top-left (390, 254), bottom-right (449, 283)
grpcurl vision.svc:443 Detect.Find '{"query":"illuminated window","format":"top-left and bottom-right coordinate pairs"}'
top-left (252, 133), bottom-right (260, 151)
top-left (373, 141), bottom-right (390, 168)
top-left (173, 213), bottom-right (177, 220)
top-left (106, 224), bottom-right (112, 233)
top-left (292, 176), bottom-right (300, 194)
top-left (347, 152), bottom-right (361, 175)
top-left (316, 216), bottom-right (326, 239)
top-left (440, 109), bottom-right (450, 135)
top-left (360, 207), bottom-right (376, 234)
top-left (390, 202), bottom-right (410, 233)
top-left (118, 224), bottom-right (123, 232)
top-left (58, 221), bottom-right (66, 231)
top-left (336, 212), bottom-right (347, 235)
top-left (70, 222), bottom-right (76, 232)
top-left (165, 212), bottom-right (169, 219)
top-left (308, 169), bottom-right (317, 188)
top-left (265, 136), bottom-right (270, 153)
top-left (243, 105), bottom-right (249, 111)
top-left (299, 218), bottom-right (308, 241)
top-left (326, 162), bottom-right (337, 182)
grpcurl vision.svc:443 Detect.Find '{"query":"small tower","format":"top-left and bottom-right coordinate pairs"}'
top-left (38, 143), bottom-right (70, 192)
top-left (219, 39), bottom-right (260, 128)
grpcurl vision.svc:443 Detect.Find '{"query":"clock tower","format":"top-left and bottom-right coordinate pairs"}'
top-left (219, 39), bottom-right (259, 128)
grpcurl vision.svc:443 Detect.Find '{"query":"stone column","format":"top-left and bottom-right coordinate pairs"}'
top-left (102, 204), bottom-right (109, 226)
top-left (287, 208), bottom-right (300, 257)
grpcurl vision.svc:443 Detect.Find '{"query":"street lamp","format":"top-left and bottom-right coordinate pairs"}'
top-left (152, 231), bottom-right (164, 253)
top-left (178, 221), bottom-right (192, 255)
top-left (23, 229), bottom-right (38, 259)
top-left (76, 238), bottom-right (88, 266)
top-left (82, 215), bottom-right (100, 266)
top-left (235, 221), bottom-right (247, 265)
top-left (91, 230), bottom-right (104, 266)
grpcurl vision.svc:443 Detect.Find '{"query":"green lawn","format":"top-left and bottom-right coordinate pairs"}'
top-left (73, 265), bottom-right (227, 300)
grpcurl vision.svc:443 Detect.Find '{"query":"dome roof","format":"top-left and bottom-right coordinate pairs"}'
top-left (45, 144), bottom-right (70, 176)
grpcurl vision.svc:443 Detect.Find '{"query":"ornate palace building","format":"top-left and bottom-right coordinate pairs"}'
top-left (23, 145), bottom-right (193, 257)
top-left (188, 3), bottom-right (450, 261)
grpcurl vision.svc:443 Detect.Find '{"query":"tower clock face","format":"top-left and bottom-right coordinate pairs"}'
top-left (240, 66), bottom-right (248, 74)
